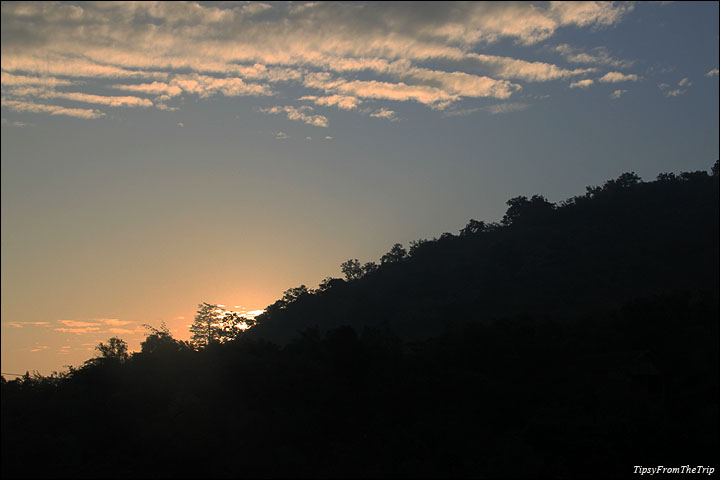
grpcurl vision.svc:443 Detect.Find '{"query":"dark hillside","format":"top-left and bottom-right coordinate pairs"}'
top-left (2, 164), bottom-right (717, 478)
top-left (249, 169), bottom-right (719, 344)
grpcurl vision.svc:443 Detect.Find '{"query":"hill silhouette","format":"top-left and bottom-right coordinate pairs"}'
top-left (249, 167), bottom-right (718, 344)
top-left (2, 163), bottom-right (718, 478)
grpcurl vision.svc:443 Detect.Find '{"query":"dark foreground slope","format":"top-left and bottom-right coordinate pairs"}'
top-left (249, 169), bottom-right (719, 344)
top-left (2, 166), bottom-right (718, 478)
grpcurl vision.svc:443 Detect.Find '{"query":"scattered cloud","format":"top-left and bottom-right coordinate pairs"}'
top-left (1, 98), bottom-right (105, 119)
top-left (57, 92), bottom-right (153, 108)
top-left (440, 107), bottom-right (483, 118)
top-left (1, 118), bottom-right (29, 127)
top-left (303, 73), bottom-right (460, 109)
top-left (706, 68), bottom-right (719, 77)
top-left (299, 95), bottom-right (361, 111)
top-left (658, 78), bottom-right (691, 97)
top-left (325, 136), bottom-right (333, 140)
top-left (403, 68), bottom-right (521, 101)
top-left (465, 54), bottom-right (593, 82)
top-left (482, 103), bottom-right (530, 115)
top-left (5, 321), bottom-right (49, 328)
top-left (54, 327), bottom-right (101, 334)
top-left (260, 105), bottom-right (328, 127)
top-left (50, 318), bottom-right (139, 335)
top-left (570, 79), bottom-right (595, 89)
top-left (1, 71), bottom-right (74, 87)
top-left (598, 72), bottom-right (640, 83)
top-left (0, 1), bottom-right (638, 122)
top-left (370, 108), bottom-right (399, 121)
top-left (610, 89), bottom-right (628, 99)
top-left (30, 346), bottom-right (49, 352)
top-left (663, 89), bottom-right (685, 97)
top-left (273, 131), bottom-right (289, 140)
top-left (59, 320), bottom-right (101, 328)
top-left (554, 44), bottom-right (635, 69)
top-left (177, 122), bottom-right (184, 128)
top-left (98, 319), bottom-right (133, 326)
top-left (108, 328), bottom-right (135, 335)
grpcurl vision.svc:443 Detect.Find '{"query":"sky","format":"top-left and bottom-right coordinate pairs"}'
top-left (1, 1), bottom-right (718, 376)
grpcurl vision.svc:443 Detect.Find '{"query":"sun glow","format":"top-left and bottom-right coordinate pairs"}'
top-left (210, 305), bottom-right (264, 331)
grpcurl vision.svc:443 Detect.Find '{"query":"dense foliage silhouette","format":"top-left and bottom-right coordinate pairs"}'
top-left (2, 163), bottom-right (718, 478)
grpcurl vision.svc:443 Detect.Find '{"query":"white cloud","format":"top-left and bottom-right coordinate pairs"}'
top-left (658, 81), bottom-right (687, 97)
top-left (1, 98), bottom-right (105, 119)
top-left (299, 95), bottom-right (361, 110)
top-left (598, 72), bottom-right (640, 83)
top-left (664, 89), bottom-right (685, 97)
top-left (610, 89), bottom-right (627, 99)
top-left (370, 108), bottom-right (399, 121)
top-left (6, 321), bottom-right (49, 327)
top-left (59, 320), bottom-right (101, 327)
top-left (404, 68), bottom-right (521, 100)
top-left (99, 319), bottom-right (133, 326)
top-left (706, 68), bottom-right (719, 77)
top-left (274, 131), bottom-right (289, 140)
top-left (50, 92), bottom-right (153, 108)
top-left (570, 79), bottom-right (594, 88)
top-left (303, 72), bottom-right (460, 108)
top-left (1, 118), bottom-right (28, 127)
top-left (0, 1), bottom-right (637, 121)
top-left (482, 103), bottom-right (529, 115)
top-left (468, 53), bottom-right (594, 81)
top-left (554, 44), bottom-right (635, 69)
top-left (107, 328), bottom-right (135, 335)
top-left (677, 77), bottom-right (692, 87)
top-left (1, 71), bottom-right (74, 87)
top-left (548, 2), bottom-right (634, 30)
top-left (440, 107), bottom-right (483, 118)
top-left (260, 105), bottom-right (328, 127)
top-left (54, 327), bottom-right (101, 334)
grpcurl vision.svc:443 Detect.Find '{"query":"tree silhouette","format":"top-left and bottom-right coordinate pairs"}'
top-left (341, 259), bottom-right (363, 281)
top-left (502, 194), bottom-right (555, 226)
top-left (362, 261), bottom-right (378, 275)
top-left (459, 219), bottom-right (486, 236)
top-left (96, 337), bottom-right (128, 361)
top-left (318, 276), bottom-right (343, 292)
top-left (381, 243), bottom-right (407, 264)
top-left (141, 321), bottom-right (190, 354)
top-left (189, 302), bottom-right (246, 348)
top-left (84, 337), bottom-right (129, 366)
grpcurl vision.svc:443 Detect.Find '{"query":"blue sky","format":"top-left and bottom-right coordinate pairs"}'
top-left (1, 1), bottom-right (718, 375)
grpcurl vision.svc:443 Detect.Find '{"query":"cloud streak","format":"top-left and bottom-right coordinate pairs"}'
top-left (1, 1), bottom-right (640, 122)
top-left (1, 98), bottom-right (105, 119)
top-left (598, 72), bottom-right (640, 83)
top-left (260, 105), bottom-right (328, 127)
top-left (570, 79), bottom-right (594, 89)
